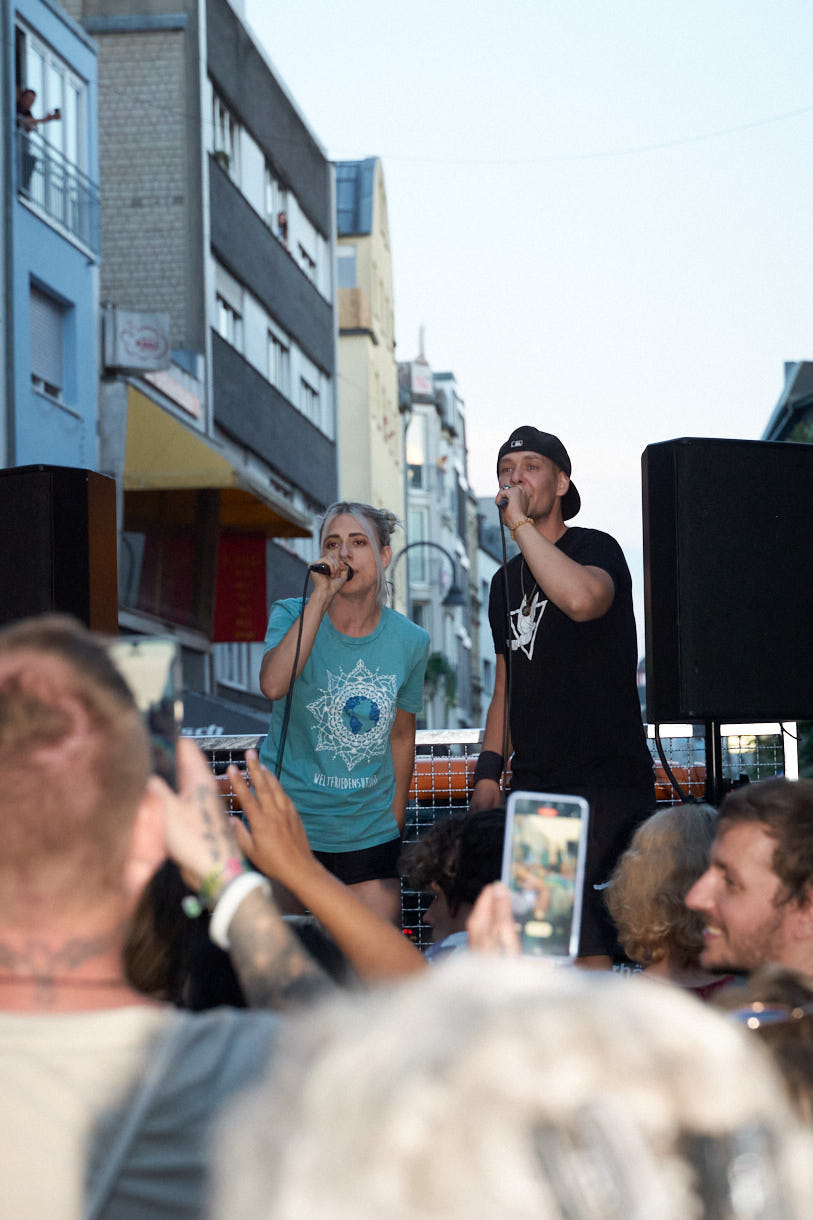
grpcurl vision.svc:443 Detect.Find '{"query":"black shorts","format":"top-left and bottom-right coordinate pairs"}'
top-left (510, 777), bottom-right (655, 959)
top-left (313, 836), bottom-right (402, 886)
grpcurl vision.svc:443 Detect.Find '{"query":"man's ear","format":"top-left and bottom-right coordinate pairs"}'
top-left (122, 783), bottom-right (168, 905)
top-left (556, 470), bottom-right (570, 499)
top-left (791, 890), bottom-right (813, 939)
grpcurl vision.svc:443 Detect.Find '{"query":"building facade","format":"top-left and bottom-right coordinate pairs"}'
top-left (399, 349), bottom-right (478, 729)
top-left (67, 0), bottom-right (338, 725)
top-left (4, 0), bottom-right (100, 471)
top-left (476, 496), bottom-right (518, 722)
top-left (335, 157), bottom-right (405, 603)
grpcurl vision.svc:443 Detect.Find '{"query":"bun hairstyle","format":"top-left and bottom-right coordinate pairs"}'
top-left (319, 502), bottom-right (400, 606)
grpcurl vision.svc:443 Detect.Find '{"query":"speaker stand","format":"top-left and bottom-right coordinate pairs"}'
top-left (704, 721), bottom-right (725, 805)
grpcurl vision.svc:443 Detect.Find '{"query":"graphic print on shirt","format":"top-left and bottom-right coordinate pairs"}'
top-left (509, 590), bottom-right (548, 660)
top-left (307, 658), bottom-right (397, 770)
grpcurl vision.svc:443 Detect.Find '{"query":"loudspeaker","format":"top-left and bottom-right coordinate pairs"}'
top-left (0, 465), bottom-right (118, 632)
top-left (642, 437), bottom-right (813, 722)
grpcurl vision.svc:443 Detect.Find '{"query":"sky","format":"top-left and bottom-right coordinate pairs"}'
top-left (244, 0), bottom-right (812, 646)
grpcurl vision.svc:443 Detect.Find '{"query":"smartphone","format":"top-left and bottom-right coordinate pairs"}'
top-left (107, 637), bottom-right (183, 788)
top-left (501, 791), bottom-right (590, 961)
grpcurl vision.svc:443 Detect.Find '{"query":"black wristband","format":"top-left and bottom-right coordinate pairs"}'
top-left (472, 749), bottom-right (504, 785)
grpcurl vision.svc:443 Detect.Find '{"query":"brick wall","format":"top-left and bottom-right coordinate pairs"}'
top-left (96, 30), bottom-right (193, 347)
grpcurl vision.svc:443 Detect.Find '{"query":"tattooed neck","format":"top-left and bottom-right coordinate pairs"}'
top-left (0, 932), bottom-right (126, 1008)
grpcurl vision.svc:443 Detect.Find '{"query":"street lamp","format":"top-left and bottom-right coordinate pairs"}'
top-left (391, 541), bottom-right (466, 616)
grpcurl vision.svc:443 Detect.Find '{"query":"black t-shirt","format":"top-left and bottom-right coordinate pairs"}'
top-left (488, 527), bottom-right (653, 788)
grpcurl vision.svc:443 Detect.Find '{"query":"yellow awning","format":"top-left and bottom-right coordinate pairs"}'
top-left (124, 389), bottom-right (311, 538)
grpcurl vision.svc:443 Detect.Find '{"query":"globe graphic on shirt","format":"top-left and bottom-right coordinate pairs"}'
top-left (307, 658), bottom-right (396, 769)
top-left (342, 694), bottom-right (380, 735)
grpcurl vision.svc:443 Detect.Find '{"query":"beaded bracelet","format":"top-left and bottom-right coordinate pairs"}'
top-left (181, 856), bottom-right (248, 919)
top-left (509, 517), bottom-right (534, 542)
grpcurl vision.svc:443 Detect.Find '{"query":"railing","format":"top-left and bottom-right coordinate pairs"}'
top-left (16, 128), bottom-right (100, 253)
top-left (196, 724), bottom-right (791, 951)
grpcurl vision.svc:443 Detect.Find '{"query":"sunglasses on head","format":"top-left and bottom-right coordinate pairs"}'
top-left (730, 1000), bottom-right (813, 1030)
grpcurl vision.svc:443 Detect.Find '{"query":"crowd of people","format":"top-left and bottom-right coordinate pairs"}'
top-left (2, 429), bottom-right (812, 1216)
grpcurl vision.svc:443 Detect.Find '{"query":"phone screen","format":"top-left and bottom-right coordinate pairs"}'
top-left (106, 638), bottom-right (183, 788)
top-left (501, 791), bottom-right (590, 960)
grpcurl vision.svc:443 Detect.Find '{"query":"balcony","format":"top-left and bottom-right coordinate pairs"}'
top-left (16, 128), bottom-right (100, 253)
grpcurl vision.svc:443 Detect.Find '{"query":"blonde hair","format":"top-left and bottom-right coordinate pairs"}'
top-left (605, 803), bottom-right (717, 967)
top-left (212, 956), bottom-right (811, 1219)
top-left (319, 502), bottom-right (399, 607)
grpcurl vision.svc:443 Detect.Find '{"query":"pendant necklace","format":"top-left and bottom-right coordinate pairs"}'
top-left (520, 561), bottom-right (538, 617)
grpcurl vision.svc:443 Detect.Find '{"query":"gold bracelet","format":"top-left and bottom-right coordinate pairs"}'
top-left (509, 517), bottom-right (534, 542)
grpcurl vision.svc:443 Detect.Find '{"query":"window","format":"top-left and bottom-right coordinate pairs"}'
top-left (16, 24), bottom-right (86, 170)
top-left (212, 91), bottom-right (239, 181)
top-left (407, 509), bottom-right (428, 583)
top-left (298, 243), bottom-right (316, 282)
top-left (264, 165), bottom-right (288, 243)
top-left (268, 331), bottom-right (290, 395)
top-left (406, 414), bottom-right (426, 489)
top-left (300, 377), bottom-right (320, 425)
top-left (30, 284), bottom-right (64, 398)
top-left (216, 295), bottom-right (242, 349)
top-left (337, 246), bottom-right (356, 288)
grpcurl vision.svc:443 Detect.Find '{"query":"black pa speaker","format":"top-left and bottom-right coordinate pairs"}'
top-left (0, 465), bottom-right (118, 632)
top-left (642, 437), bottom-right (813, 722)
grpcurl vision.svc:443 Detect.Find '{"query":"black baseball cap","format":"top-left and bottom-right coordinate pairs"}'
top-left (496, 426), bottom-right (581, 520)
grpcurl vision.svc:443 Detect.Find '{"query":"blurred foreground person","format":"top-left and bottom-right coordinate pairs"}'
top-left (605, 803), bottom-right (733, 997)
top-left (0, 616), bottom-right (338, 1218)
top-left (212, 955), bottom-right (812, 1220)
top-left (719, 964), bottom-right (813, 1124)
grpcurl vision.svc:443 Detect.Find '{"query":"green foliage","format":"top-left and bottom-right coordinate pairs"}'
top-left (424, 651), bottom-right (457, 709)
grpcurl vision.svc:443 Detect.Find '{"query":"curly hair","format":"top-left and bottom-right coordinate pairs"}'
top-left (605, 803), bottom-right (717, 967)
top-left (398, 808), bottom-right (505, 916)
top-left (320, 502), bottom-right (400, 607)
top-left (717, 778), bottom-right (813, 907)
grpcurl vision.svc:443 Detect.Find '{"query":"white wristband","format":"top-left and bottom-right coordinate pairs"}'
top-left (209, 872), bottom-right (272, 950)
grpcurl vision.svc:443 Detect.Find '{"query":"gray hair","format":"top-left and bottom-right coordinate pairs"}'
top-left (319, 502), bottom-right (399, 607)
top-left (211, 956), bottom-right (812, 1219)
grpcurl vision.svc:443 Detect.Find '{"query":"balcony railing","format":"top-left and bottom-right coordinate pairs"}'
top-left (195, 724), bottom-right (791, 951)
top-left (16, 128), bottom-right (100, 253)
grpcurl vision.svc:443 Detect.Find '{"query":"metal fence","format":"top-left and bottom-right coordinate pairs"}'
top-left (16, 128), bottom-right (100, 253)
top-left (196, 724), bottom-right (791, 952)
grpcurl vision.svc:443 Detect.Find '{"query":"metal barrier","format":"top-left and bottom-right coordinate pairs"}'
top-left (194, 725), bottom-right (790, 952)
top-left (16, 128), bottom-right (100, 253)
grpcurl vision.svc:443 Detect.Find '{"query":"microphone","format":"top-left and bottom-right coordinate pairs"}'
top-left (309, 562), bottom-right (354, 581)
top-left (497, 484), bottom-right (511, 511)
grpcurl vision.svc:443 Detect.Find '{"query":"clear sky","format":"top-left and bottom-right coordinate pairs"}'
top-left (244, 0), bottom-right (813, 647)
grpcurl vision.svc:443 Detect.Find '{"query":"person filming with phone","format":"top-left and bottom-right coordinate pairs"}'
top-left (259, 502), bottom-right (429, 925)
top-left (471, 427), bottom-right (654, 967)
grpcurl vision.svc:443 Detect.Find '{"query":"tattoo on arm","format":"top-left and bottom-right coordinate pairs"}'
top-left (228, 892), bottom-right (334, 1010)
top-left (195, 783), bottom-right (225, 867)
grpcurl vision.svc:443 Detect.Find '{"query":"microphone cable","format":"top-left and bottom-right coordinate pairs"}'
top-left (274, 562), bottom-right (354, 778)
top-left (274, 566), bottom-right (312, 778)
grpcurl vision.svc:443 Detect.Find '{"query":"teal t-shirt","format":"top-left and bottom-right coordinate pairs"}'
top-left (259, 600), bottom-right (430, 852)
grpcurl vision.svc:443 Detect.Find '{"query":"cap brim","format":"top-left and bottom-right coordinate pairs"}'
top-left (562, 482), bottom-right (580, 520)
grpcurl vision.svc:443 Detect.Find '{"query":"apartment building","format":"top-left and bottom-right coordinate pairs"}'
top-left (3, 0), bottom-right (99, 471)
top-left (68, 0), bottom-right (338, 724)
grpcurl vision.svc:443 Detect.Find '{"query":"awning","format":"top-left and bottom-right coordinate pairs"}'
top-left (124, 389), bottom-right (312, 537)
